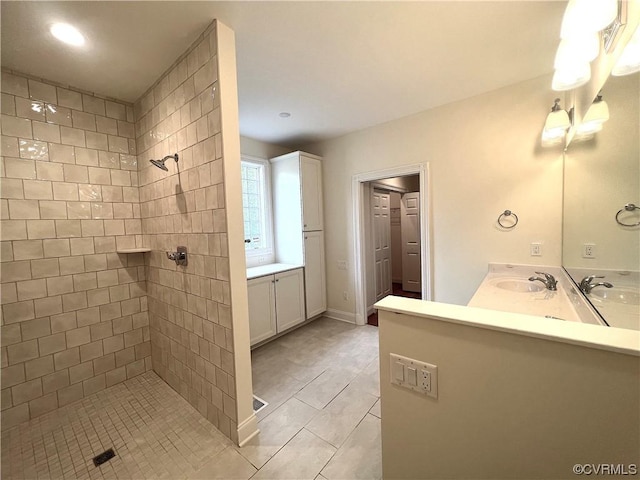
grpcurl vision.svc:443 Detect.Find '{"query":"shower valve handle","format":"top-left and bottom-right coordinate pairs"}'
top-left (167, 246), bottom-right (188, 266)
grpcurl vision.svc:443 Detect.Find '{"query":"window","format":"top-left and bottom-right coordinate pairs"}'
top-left (241, 156), bottom-right (273, 261)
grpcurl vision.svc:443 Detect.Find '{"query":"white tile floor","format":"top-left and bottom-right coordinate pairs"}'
top-left (1, 317), bottom-right (382, 480)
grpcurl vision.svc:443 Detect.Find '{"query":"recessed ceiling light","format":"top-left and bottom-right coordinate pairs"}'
top-left (50, 23), bottom-right (85, 47)
top-left (279, 112), bottom-right (291, 118)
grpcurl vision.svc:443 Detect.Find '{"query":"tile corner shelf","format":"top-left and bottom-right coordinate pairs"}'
top-left (116, 248), bottom-right (151, 253)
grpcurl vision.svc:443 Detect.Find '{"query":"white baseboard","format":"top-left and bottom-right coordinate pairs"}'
top-left (324, 308), bottom-right (357, 324)
top-left (236, 413), bottom-right (259, 447)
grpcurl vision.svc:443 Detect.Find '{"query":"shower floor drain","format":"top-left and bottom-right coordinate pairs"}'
top-left (253, 395), bottom-right (268, 413)
top-left (93, 448), bottom-right (116, 467)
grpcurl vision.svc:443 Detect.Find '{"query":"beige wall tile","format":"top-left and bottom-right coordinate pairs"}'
top-left (101, 186), bottom-right (123, 202)
top-left (106, 101), bottom-right (126, 121)
top-left (112, 316), bottom-right (132, 334)
top-left (43, 238), bottom-right (70, 257)
top-left (80, 219), bottom-right (104, 237)
top-left (108, 135), bottom-right (129, 154)
top-left (105, 366), bottom-right (126, 387)
top-left (77, 306), bottom-right (100, 327)
top-left (58, 383), bottom-right (83, 407)
top-left (1, 135), bottom-right (19, 157)
top-left (25, 355), bottom-right (54, 380)
top-left (28, 80), bottom-right (57, 104)
top-left (7, 339), bottom-right (38, 364)
top-left (1, 403), bottom-right (29, 429)
top-left (29, 392), bottom-right (58, 417)
top-left (103, 334), bottom-right (124, 355)
top-left (84, 253), bottom-right (107, 271)
top-left (82, 95), bottom-right (105, 116)
top-left (2, 72), bottom-right (29, 97)
top-left (62, 291), bottom-right (87, 312)
top-left (100, 302), bottom-right (121, 322)
top-left (38, 332), bottom-right (66, 356)
top-left (93, 353), bottom-right (115, 375)
top-left (2, 363), bottom-right (26, 388)
top-left (5, 158), bottom-right (36, 179)
top-left (19, 139), bottom-right (49, 161)
top-left (82, 373), bottom-right (106, 395)
top-left (15, 98), bottom-right (45, 121)
top-left (13, 240), bottom-right (44, 260)
top-left (1, 324), bottom-right (22, 347)
top-left (110, 170), bottom-right (131, 186)
top-left (1, 220), bottom-right (28, 240)
top-left (42, 369), bottom-right (69, 394)
top-left (69, 361), bottom-right (93, 384)
top-left (1, 93), bottom-right (16, 115)
top-left (0, 282), bottom-right (17, 304)
top-left (31, 257), bottom-right (60, 278)
top-left (53, 347), bottom-right (79, 370)
top-left (66, 326), bottom-right (91, 348)
top-left (78, 184), bottom-right (102, 201)
top-left (34, 296), bottom-right (63, 318)
top-left (96, 116), bottom-right (118, 136)
top-left (55, 219), bottom-right (82, 237)
top-left (69, 238), bottom-right (94, 257)
top-left (91, 203), bottom-right (113, 219)
top-left (72, 110), bottom-right (96, 131)
top-left (63, 164), bottom-right (90, 184)
top-left (46, 275), bottom-right (74, 296)
top-left (33, 121), bottom-right (61, 143)
top-left (86, 131), bottom-right (108, 151)
top-left (45, 104), bottom-right (72, 126)
top-left (9, 199), bottom-right (40, 219)
top-left (53, 183), bottom-right (78, 201)
top-left (1, 114), bottom-right (32, 138)
top-left (80, 340), bottom-right (103, 363)
top-left (57, 382), bottom-right (81, 406)
top-left (23, 180), bottom-right (53, 200)
top-left (50, 312), bottom-right (77, 333)
top-left (75, 148), bottom-right (99, 167)
top-left (60, 126), bottom-right (85, 147)
top-left (73, 272), bottom-right (97, 291)
top-left (36, 162), bottom-right (64, 181)
top-left (17, 279), bottom-right (48, 301)
top-left (12, 378), bottom-right (43, 405)
top-left (104, 219), bottom-right (124, 236)
top-left (39, 200), bottom-right (68, 219)
top-left (1, 260), bottom-right (32, 282)
top-left (88, 167), bottom-right (110, 185)
top-left (49, 143), bottom-right (75, 164)
top-left (56, 88), bottom-right (83, 110)
top-left (94, 236), bottom-right (116, 253)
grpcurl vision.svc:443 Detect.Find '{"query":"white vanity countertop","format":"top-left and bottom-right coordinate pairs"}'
top-left (467, 264), bottom-right (584, 323)
top-left (375, 295), bottom-right (640, 357)
top-left (247, 263), bottom-right (303, 279)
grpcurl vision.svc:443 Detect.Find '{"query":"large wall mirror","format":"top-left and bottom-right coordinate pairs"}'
top-left (562, 72), bottom-right (640, 331)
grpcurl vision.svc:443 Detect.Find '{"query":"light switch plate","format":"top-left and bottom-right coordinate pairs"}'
top-left (390, 353), bottom-right (438, 398)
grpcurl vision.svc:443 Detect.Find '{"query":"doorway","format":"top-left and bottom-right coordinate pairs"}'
top-left (352, 164), bottom-right (432, 326)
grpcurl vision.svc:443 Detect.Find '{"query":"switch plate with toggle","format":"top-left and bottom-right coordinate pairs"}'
top-left (390, 353), bottom-right (438, 398)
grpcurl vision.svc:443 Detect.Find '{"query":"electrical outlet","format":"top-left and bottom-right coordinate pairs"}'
top-left (390, 353), bottom-right (438, 398)
top-left (583, 243), bottom-right (596, 258)
top-left (530, 243), bottom-right (542, 256)
top-left (342, 291), bottom-right (349, 300)
top-left (337, 260), bottom-right (347, 270)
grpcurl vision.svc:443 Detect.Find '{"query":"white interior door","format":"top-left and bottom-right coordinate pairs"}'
top-left (373, 189), bottom-right (392, 301)
top-left (401, 192), bottom-right (421, 293)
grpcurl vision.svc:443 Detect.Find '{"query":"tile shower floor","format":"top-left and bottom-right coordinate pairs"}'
top-left (1, 318), bottom-right (382, 479)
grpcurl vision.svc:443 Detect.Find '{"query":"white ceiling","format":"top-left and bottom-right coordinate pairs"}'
top-left (1, 1), bottom-right (567, 147)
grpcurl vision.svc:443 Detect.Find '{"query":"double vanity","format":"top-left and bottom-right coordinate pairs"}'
top-left (469, 263), bottom-right (639, 331)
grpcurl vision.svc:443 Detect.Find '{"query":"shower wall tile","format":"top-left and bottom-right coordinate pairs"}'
top-left (135, 22), bottom-right (238, 443)
top-left (0, 70), bottom-right (150, 429)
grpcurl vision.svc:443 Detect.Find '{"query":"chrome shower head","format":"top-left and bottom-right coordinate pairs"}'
top-left (149, 153), bottom-right (179, 172)
top-left (150, 158), bottom-right (169, 171)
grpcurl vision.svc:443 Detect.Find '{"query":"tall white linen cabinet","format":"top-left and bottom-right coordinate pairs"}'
top-left (271, 151), bottom-right (327, 319)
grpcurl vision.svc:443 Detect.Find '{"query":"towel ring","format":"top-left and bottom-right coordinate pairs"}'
top-left (615, 203), bottom-right (640, 227)
top-left (497, 210), bottom-right (518, 229)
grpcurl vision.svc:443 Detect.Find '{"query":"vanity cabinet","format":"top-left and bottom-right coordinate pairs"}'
top-left (304, 231), bottom-right (327, 318)
top-left (247, 268), bottom-right (305, 346)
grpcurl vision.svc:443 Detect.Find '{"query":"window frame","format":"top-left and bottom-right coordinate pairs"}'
top-left (241, 154), bottom-right (275, 265)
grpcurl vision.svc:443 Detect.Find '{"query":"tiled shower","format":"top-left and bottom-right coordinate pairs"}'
top-left (1, 21), bottom-right (239, 441)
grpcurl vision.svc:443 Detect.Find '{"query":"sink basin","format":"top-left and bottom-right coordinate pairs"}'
top-left (590, 287), bottom-right (640, 305)
top-left (493, 279), bottom-right (545, 293)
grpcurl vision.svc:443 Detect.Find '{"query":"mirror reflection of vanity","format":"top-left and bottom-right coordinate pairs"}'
top-left (562, 72), bottom-right (640, 331)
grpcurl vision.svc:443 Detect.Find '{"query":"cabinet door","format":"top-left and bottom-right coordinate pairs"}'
top-left (275, 268), bottom-right (306, 332)
top-left (301, 156), bottom-right (324, 231)
top-left (304, 231), bottom-right (327, 318)
top-left (247, 276), bottom-right (277, 346)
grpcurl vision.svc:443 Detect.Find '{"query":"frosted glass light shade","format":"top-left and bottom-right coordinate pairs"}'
top-left (612, 27), bottom-right (640, 76)
top-left (552, 62), bottom-right (591, 91)
top-left (543, 108), bottom-right (571, 139)
top-left (554, 33), bottom-right (600, 69)
top-left (582, 100), bottom-right (609, 125)
top-left (50, 23), bottom-right (85, 46)
top-left (560, 0), bottom-right (618, 38)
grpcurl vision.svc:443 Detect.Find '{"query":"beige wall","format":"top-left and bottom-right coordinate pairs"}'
top-left (379, 308), bottom-right (640, 479)
top-left (240, 135), bottom-right (291, 160)
top-left (563, 73), bottom-right (640, 271)
top-left (306, 74), bottom-right (564, 313)
top-left (1, 71), bottom-right (150, 430)
top-left (136, 21), bottom-right (243, 442)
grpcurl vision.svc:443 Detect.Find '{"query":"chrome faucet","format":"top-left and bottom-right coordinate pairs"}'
top-left (528, 271), bottom-right (558, 291)
top-left (579, 275), bottom-right (613, 294)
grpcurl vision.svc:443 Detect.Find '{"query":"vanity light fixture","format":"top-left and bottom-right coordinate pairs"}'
top-left (552, 62), bottom-right (591, 91)
top-left (560, 0), bottom-right (618, 38)
top-left (50, 23), bottom-right (85, 47)
top-left (612, 25), bottom-right (640, 76)
top-left (577, 92), bottom-right (609, 135)
top-left (542, 98), bottom-right (572, 141)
